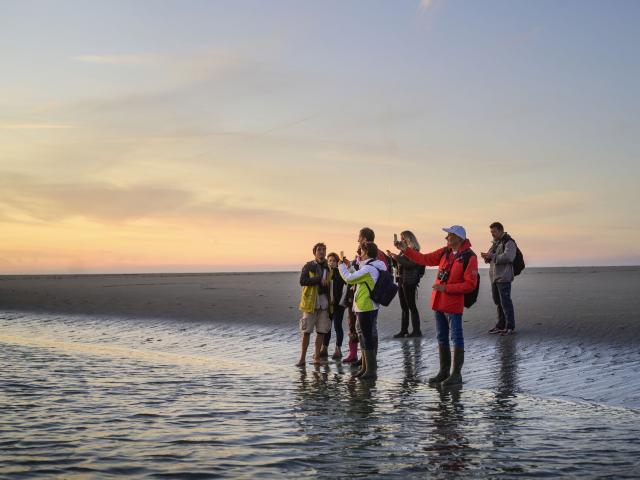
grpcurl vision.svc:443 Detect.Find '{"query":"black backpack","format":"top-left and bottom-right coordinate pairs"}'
top-left (502, 235), bottom-right (525, 276)
top-left (460, 250), bottom-right (480, 308)
top-left (363, 260), bottom-right (398, 307)
top-left (440, 249), bottom-right (480, 308)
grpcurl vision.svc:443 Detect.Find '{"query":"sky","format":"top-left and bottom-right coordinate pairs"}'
top-left (1, 0), bottom-right (639, 274)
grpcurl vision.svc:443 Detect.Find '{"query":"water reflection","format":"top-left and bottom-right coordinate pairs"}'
top-left (388, 339), bottom-right (424, 416)
top-left (495, 337), bottom-right (519, 400)
top-left (489, 337), bottom-right (520, 453)
top-left (4, 313), bottom-right (640, 479)
top-left (425, 386), bottom-right (471, 474)
top-left (400, 339), bottom-right (423, 395)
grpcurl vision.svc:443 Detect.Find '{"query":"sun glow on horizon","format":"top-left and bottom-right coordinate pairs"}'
top-left (1, 1), bottom-right (639, 273)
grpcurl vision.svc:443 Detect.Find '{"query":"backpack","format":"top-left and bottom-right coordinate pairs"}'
top-left (501, 235), bottom-right (525, 276)
top-left (440, 248), bottom-right (480, 308)
top-left (461, 250), bottom-right (480, 308)
top-left (363, 260), bottom-right (398, 307)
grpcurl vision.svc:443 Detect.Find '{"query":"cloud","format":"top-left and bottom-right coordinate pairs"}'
top-left (0, 172), bottom-right (349, 228)
top-left (0, 123), bottom-right (75, 129)
top-left (0, 174), bottom-right (195, 223)
top-left (418, 0), bottom-right (437, 12)
top-left (71, 54), bottom-right (166, 65)
top-left (502, 190), bottom-right (592, 222)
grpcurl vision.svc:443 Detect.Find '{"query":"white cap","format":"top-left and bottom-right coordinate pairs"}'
top-left (442, 225), bottom-right (466, 240)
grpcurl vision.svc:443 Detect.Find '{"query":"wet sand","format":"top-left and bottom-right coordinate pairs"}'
top-left (2, 268), bottom-right (640, 477)
top-left (1, 311), bottom-right (640, 478)
top-left (1, 267), bottom-right (639, 344)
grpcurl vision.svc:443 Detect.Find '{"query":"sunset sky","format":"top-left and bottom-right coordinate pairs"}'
top-left (1, 0), bottom-right (639, 274)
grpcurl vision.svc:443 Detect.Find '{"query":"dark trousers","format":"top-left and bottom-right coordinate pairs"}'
top-left (323, 305), bottom-right (345, 348)
top-left (492, 281), bottom-right (515, 330)
top-left (398, 283), bottom-right (421, 334)
top-left (356, 310), bottom-right (379, 351)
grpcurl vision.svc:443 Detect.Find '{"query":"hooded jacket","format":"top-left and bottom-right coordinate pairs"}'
top-left (487, 233), bottom-right (517, 283)
top-left (338, 258), bottom-right (387, 313)
top-left (403, 239), bottom-right (478, 314)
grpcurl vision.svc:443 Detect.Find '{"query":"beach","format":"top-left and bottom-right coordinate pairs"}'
top-left (2, 267), bottom-right (640, 478)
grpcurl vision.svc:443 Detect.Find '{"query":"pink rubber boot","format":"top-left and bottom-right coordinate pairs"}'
top-left (342, 340), bottom-right (358, 363)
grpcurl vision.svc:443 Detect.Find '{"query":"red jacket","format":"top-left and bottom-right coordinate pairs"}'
top-left (404, 239), bottom-right (478, 314)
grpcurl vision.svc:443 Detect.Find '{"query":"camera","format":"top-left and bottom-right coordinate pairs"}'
top-left (437, 269), bottom-right (449, 282)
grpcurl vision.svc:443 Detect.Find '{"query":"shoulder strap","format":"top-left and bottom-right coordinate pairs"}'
top-left (364, 259), bottom-right (381, 272)
top-left (501, 234), bottom-right (515, 245)
top-left (461, 249), bottom-right (476, 272)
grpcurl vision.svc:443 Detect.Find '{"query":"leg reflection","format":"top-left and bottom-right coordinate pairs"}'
top-left (400, 339), bottom-right (423, 396)
top-left (424, 386), bottom-right (470, 473)
top-left (496, 336), bottom-right (518, 399)
top-left (488, 336), bottom-right (519, 451)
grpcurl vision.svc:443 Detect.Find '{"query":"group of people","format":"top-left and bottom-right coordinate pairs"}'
top-left (296, 222), bottom-right (519, 387)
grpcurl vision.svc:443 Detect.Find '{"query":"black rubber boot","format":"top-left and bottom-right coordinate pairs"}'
top-left (428, 345), bottom-right (451, 385)
top-left (441, 348), bottom-right (464, 387)
top-left (394, 311), bottom-right (409, 338)
top-left (409, 311), bottom-right (422, 337)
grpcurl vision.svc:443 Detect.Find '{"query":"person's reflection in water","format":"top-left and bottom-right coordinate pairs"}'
top-left (293, 367), bottom-right (338, 444)
top-left (488, 336), bottom-right (519, 452)
top-left (425, 386), bottom-right (471, 474)
top-left (342, 378), bottom-right (384, 476)
top-left (495, 335), bottom-right (518, 400)
top-left (388, 339), bottom-right (423, 411)
top-left (401, 338), bottom-right (423, 395)
top-left (293, 369), bottom-right (381, 477)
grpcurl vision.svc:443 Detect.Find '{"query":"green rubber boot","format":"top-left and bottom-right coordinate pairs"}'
top-left (352, 349), bottom-right (367, 378)
top-left (360, 349), bottom-right (377, 379)
top-left (441, 348), bottom-right (464, 387)
top-left (428, 345), bottom-right (451, 385)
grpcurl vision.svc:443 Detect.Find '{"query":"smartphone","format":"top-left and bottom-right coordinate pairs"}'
top-left (340, 250), bottom-right (345, 261)
top-left (393, 233), bottom-right (398, 243)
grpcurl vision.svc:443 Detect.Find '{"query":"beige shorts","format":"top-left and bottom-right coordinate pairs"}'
top-left (299, 309), bottom-right (331, 334)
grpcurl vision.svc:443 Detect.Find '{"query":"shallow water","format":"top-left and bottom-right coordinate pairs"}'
top-left (1, 312), bottom-right (640, 478)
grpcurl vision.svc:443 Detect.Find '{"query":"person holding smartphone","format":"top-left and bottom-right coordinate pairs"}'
top-left (338, 242), bottom-right (387, 379)
top-left (395, 226), bottom-right (478, 387)
top-left (296, 242), bottom-right (331, 367)
top-left (387, 231), bottom-right (424, 338)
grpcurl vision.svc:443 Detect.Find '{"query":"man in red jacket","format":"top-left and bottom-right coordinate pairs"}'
top-left (397, 225), bottom-right (478, 387)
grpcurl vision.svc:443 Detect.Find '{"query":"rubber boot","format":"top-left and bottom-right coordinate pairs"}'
top-left (360, 349), bottom-right (377, 379)
top-left (331, 345), bottom-right (342, 360)
top-left (409, 311), bottom-right (422, 337)
top-left (352, 350), bottom-right (367, 378)
top-left (343, 340), bottom-right (358, 363)
top-left (394, 311), bottom-right (409, 338)
top-left (441, 348), bottom-right (464, 387)
top-left (428, 345), bottom-right (451, 385)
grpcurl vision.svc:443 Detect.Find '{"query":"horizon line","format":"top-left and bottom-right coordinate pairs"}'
top-left (1, 264), bottom-right (639, 277)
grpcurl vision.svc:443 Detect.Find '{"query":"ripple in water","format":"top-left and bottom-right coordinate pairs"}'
top-left (1, 312), bottom-right (640, 478)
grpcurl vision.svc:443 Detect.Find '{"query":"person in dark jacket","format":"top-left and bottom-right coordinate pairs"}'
top-left (388, 231), bottom-right (424, 338)
top-left (320, 252), bottom-right (348, 359)
top-left (296, 243), bottom-right (331, 367)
